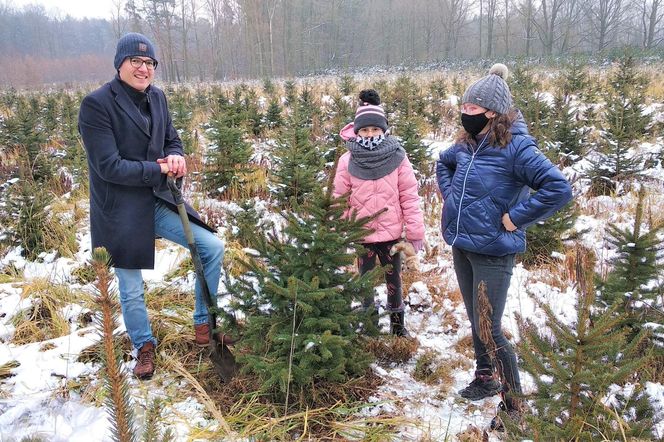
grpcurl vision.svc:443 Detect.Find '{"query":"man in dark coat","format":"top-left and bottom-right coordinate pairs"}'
top-left (78, 33), bottom-right (227, 379)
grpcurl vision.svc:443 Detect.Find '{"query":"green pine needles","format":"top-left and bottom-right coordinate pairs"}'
top-left (603, 186), bottom-right (664, 308)
top-left (270, 119), bottom-right (323, 209)
top-left (224, 178), bottom-right (380, 405)
top-left (511, 247), bottom-right (654, 441)
top-left (587, 54), bottom-right (651, 196)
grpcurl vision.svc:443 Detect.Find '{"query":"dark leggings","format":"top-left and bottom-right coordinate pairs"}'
top-left (358, 240), bottom-right (403, 312)
top-left (452, 246), bottom-right (522, 398)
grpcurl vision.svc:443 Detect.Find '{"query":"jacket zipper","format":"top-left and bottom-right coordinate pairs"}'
top-left (451, 132), bottom-right (490, 246)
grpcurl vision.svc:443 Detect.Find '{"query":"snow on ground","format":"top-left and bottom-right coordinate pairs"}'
top-left (3, 175), bottom-right (664, 440)
top-left (3, 135), bottom-right (664, 441)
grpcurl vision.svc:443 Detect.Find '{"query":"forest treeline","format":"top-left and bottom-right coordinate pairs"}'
top-left (1, 0), bottom-right (664, 86)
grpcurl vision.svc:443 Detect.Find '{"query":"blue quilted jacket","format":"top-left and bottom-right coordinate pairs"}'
top-left (436, 115), bottom-right (573, 256)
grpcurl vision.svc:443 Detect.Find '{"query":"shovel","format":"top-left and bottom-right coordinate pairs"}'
top-left (167, 176), bottom-right (237, 382)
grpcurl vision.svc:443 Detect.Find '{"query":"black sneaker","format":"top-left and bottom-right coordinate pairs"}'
top-left (458, 376), bottom-right (502, 401)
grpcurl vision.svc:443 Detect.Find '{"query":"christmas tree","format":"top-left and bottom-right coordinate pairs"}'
top-left (270, 115), bottom-right (323, 209)
top-left (546, 92), bottom-right (587, 167)
top-left (203, 106), bottom-right (254, 198)
top-left (510, 64), bottom-right (552, 142)
top-left (223, 172), bottom-right (380, 404)
top-left (395, 118), bottom-right (430, 179)
top-left (507, 247), bottom-right (654, 440)
top-left (168, 87), bottom-right (198, 155)
top-left (264, 99), bottom-right (284, 130)
top-left (586, 54), bottom-right (650, 196)
top-left (338, 75), bottom-right (355, 96)
top-left (600, 187), bottom-right (664, 359)
top-left (521, 198), bottom-right (577, 267)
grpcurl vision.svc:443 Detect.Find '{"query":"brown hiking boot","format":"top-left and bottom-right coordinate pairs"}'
top-left (194, 323), bottom-right (237, 347)
top-left (133, 341), bottom-right (155, 379)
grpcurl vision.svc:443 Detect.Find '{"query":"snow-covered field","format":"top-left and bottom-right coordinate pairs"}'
top-left (2, 77), bottom-right (664, 441)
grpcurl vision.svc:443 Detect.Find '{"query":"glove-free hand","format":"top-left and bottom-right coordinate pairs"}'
top-left (502, 213), bottom-right (517, 232)
top-left (157, 155), bottom-right (187, 178)
top-left (410, 239), bottom-right (424, 252)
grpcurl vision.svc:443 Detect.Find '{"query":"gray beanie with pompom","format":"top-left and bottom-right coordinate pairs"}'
top-left (461, 63), bottom-right (513, 114)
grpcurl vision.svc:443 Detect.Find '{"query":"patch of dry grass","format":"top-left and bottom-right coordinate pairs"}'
top-left (0, 360), bottom-right (20, 378)
top-left (455, 425), bottom-right (487, 442)
top-left (453, 334), bottom-right (475, 359)
top-left (364, 335), bottom-right (419, 365)
top-left (10, 279), bottom-right (78, 344)
top-left (643, 354), bottom-right (664, 384)
top-left (193, 369), bottom-right (401, 441)
top-left (413, 349), bottom-right (454, 389)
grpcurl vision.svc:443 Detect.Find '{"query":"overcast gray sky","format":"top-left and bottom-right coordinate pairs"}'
top-left (6, 0), bottom-right (115, 19)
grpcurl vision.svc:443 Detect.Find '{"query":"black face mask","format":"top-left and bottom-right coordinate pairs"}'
top-left (461, 112), bottom-right (490, 136)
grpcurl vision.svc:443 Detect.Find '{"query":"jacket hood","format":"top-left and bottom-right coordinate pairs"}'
top-left (339, 122), bottom-right (356, 141)
top-left (510, 110), bottom-right (528, 136)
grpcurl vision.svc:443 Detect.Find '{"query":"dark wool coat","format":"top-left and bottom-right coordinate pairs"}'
top-left (78, 77), bottom-right (214, 269)
top-left (436, 114), bottom-right (573, 257)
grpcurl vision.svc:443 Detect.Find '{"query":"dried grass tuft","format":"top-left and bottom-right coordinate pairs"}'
top-left (453, 334), bottom-right (475, 359)
top-left (10, 279), bottom-right (76, 344)
top-left (363, 335), bottom-right (419, 364)
top-left (191, 368), bottom-right (399, 441)
top-left (455, 425), bottom-right (487, 442)
top-left (0, 360), bottom-right (20, 378)
top-left (413, 350), bottom-right (454, 388)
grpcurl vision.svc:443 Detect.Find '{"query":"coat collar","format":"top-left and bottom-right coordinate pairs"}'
top-left (110, 76), bottom-right (156, 138)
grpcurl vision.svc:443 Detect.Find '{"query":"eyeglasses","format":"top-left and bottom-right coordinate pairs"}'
top-left (129, 57), bottom-right (157, 70)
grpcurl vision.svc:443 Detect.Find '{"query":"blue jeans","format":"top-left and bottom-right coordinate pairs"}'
top-left (115, 200), bottom-right (224, 350)
top-left (452, 247), bottom-right (522, 397)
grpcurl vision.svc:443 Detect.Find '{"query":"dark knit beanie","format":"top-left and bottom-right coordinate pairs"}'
top-left (353, 89), bottom-right (388, 134)
top-left (114, 33), bottom-right (158, 70)
top-left (462, 63), bottom-right (513, 114)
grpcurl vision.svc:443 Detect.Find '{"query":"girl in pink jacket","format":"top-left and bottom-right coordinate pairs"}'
top-left (333, 89), bottom-right (425, 336)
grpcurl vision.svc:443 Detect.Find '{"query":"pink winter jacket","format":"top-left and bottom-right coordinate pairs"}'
top-left (333, 149), bottom-right (425, 244)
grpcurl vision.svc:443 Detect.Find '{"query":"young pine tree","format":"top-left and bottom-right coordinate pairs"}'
top-left (7, 96), bottom-right (52, 183)
top-left (508, 247), bottom-right (653, 440)
top-left (270, 116), bottom-right (323, 209)
top-left (602, 186), bottom-right (664, 310)
top-left (425, 77), bottom-right (449, 135)
top-left (262, 77), bottom-right (276, 97)
top-left (558, 60), bottom-right (590, 98)
top-left (224, 177), bottom-right (379, 404)
top-left (520, 199), bottom-right (577, 267)
top-left (546, 92), bottom-right (587, 167)
top-left (586, 55), bottom-right (650, 196)
top-left (264, 99), bottom-right (284, 130)
top-left (284, 80), bottom-right (297, 108)
top-left (169, 87), bottom-right (198, 155)
top-left (203, 108), bottom-right (254, 197)
top-left (510, 65), bottom-right (552, 142)
top-left (297, 85), bottom-right (321, 132)
top-left (90, 247), bottom-right (137, 442)
top-left (389, 75), bottom-right (426, 118)
top-left (395, 118), bottom-right (430, 179)
top-left (338, 75), bottom-right (356, 96)
top-left (241, 88), bottom-right (263, 137)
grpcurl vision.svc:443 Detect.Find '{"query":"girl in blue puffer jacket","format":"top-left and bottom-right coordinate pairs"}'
top-left (436, 63), bottom-right (573, 416)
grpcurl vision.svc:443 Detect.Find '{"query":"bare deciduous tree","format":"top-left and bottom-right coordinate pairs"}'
top-left (583, 0), bottom-right (625, 51)
top-left (439, 0), bottom-right (473, 57)
top-left (532, 0), bottom-right (566, 55)
top-left (639, 0), bottom-right (664, 48)
top-left (514, 0), bottom-right (536, 55)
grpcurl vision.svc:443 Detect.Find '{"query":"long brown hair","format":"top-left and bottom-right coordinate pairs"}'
top-left (455, 109), bottom-right (518, 148)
